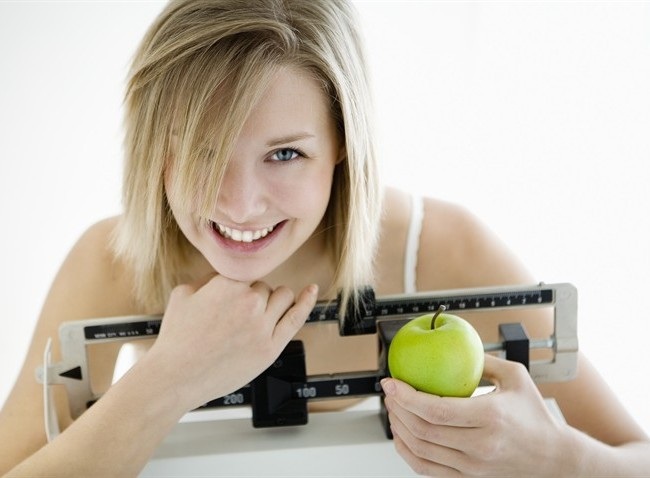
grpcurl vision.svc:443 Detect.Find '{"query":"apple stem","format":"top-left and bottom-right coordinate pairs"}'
top-left (431, 305), bottom-right (447, 329)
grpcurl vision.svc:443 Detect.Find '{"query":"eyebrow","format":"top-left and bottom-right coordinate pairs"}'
top-left (266, 133), bottom-right (315, 147)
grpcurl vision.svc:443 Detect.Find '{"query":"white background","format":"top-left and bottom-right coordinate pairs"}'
top-left (1, 0), bottom-right (648, 441)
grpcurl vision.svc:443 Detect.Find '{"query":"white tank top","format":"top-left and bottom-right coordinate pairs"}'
top-left (404, 195), bottom-right (423, 294)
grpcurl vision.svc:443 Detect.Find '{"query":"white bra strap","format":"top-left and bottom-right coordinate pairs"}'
top-left (404, 195), bottom-right (424, 294)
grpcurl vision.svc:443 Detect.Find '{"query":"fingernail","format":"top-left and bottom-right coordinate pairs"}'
top-left (308, 284), bottom-right (319, 295)
top-left (381, 378), bottom-right (396, 396)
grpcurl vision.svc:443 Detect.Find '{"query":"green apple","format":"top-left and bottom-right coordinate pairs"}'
top-left (387, 309), bottom-right (484, 397)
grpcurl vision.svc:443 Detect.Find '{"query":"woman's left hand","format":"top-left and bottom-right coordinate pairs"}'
top-left (382, 354), bottom-right (576, 477)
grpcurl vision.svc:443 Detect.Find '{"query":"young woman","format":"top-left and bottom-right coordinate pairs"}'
top-left (1, 1), bottom-right (648, 476)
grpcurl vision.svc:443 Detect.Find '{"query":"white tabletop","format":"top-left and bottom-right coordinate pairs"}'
top-left (141, 397), bottom-right (415, 477)
top-left (142, 395), bottom-right (564, 477)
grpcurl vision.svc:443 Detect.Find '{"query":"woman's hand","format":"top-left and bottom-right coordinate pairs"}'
top-left (382, 354), bottom-right (577, 477)
top-left (141, 274), bottom-right (318, 412)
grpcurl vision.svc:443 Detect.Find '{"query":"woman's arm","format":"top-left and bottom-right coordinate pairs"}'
top-left (0, 218), bottom-right (134, 472)
top-left (382, 195), bottom-right (650, 475)
top-left (1, 218), bottom-right (318, 476)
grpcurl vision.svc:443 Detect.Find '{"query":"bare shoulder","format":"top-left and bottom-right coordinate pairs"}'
top-left (377, 186), bottom-right (534, 291)
top-left (417, 195), bottom-right (534, 290)
top-left (375, 187), bottom-right (533, 293)
top-left (41, 216), bottom-right (141, 320)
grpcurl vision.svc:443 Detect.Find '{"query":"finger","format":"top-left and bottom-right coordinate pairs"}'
top-left (481, 353), bottom-right (530, 390)
top-left (271, 284), bottom-right (318, 344)
top-left (385, 393), bottom-right (476, 454)
top-left (265, 285), bottom-right (295, 315)
top-left (391, 418), bottom-right (464, 477)
top-left (250, 280), bottom-right (274, 297)
top-left (382, 378), bottom-right (485, 428)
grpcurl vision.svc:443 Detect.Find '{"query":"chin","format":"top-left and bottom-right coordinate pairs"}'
top-left (206, 259), bottom-right (276, 284)
top-left (218, 270), bottom-right (267, 283)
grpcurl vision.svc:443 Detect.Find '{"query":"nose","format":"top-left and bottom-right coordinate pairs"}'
top-left (215, 159), bottom-right (267, 224)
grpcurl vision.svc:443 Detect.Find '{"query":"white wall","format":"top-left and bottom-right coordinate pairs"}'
top-left (1, 0), bottom-right (648, 440)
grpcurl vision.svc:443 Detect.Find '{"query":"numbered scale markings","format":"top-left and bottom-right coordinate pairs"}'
top-left (202, 373), bottom-right (382, 410)
top-left (82, 287), bottom-right (554, 341)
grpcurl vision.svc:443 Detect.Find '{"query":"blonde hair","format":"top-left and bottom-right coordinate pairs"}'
top-left (113, 0), bottom-right (381, 319)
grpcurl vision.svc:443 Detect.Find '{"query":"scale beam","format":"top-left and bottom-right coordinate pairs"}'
top-left (36, 282), bottom-right (578, 438)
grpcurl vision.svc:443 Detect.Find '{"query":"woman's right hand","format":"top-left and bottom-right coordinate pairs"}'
top-left (140, 274), bottom-right (318, 412)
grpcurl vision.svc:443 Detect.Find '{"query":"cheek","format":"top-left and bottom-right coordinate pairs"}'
top-left (275, 165), bottom-right (334, 217)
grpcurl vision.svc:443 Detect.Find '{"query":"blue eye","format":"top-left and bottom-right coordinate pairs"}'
top-left (271, 148), bottom-right (301, 162)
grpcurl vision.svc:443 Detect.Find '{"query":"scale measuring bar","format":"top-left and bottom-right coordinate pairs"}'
top-left (37, 282), bottom-right (578, 423)
top-left (83, 284), bottom-right (555, 339)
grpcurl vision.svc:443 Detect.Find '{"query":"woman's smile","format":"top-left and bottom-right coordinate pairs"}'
top-left (211, 221), bottom-right (276, 242)
top-left (207, 219), bottom-right (287, 253)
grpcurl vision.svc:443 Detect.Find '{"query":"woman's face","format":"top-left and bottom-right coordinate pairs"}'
top-left (166, 67), bottom-right (341, 282)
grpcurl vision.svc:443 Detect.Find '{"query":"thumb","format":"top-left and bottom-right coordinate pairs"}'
top-left (481, 353), bottom-right (530, 390)
top-left (272, 284), bottom-right (319, 344)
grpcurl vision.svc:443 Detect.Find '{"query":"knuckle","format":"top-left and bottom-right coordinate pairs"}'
top-left (274, 285), bottom-right (295, 303)
top-left (244, 288), bottom-right (267, 311)
top-left (410, 420), bottom-right (432, 441)
top-left (421, 425), bottom-right (444, 445)
top-left (409, 437), bottom-right (430, 460)
top-left (424, 401), bottom-right (454, 425)
top-left (506, 359), bottom-right (530, 381)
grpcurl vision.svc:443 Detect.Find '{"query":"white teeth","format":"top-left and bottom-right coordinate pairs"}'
top-left (212, 222), bottom-right (275, 243)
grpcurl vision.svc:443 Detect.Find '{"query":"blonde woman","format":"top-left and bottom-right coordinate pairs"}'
top-left (1, 1), bottom-right (648, 476)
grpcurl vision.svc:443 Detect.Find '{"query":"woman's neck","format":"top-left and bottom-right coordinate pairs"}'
top-left (262, 229), bottom-right (335, 299)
